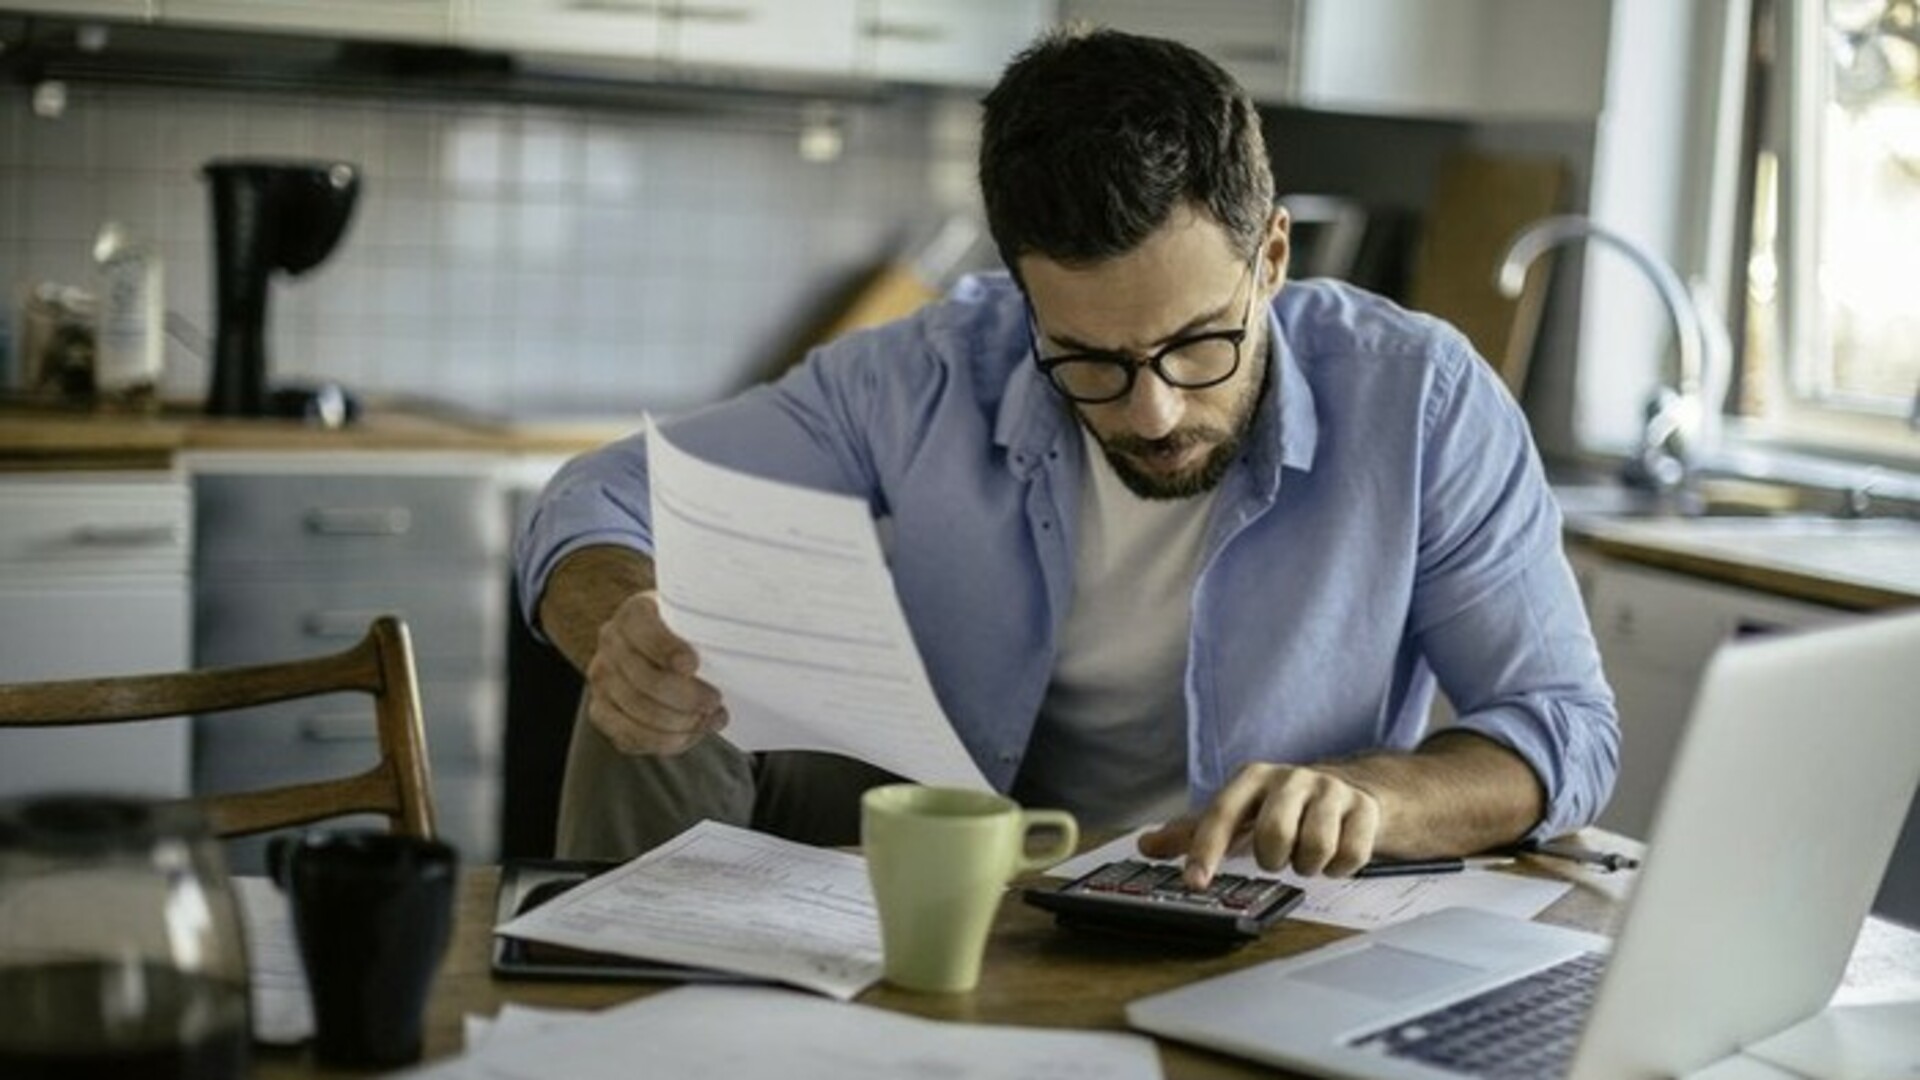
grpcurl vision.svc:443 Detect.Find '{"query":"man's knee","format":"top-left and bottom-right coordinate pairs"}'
top-left (750, 751), bottom-right (905, 848)
top-left (553, 707), bottom-right (755, 860)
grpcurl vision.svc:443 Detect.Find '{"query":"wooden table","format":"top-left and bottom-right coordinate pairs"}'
top-left (254, 850), bottom-right (1629, 1079)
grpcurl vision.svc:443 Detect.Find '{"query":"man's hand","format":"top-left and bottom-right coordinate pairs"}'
top-left (1137, 733), bottom-right (1548, 888)
top-left (535, 544), bottom-right (728, 756)
top-left (583, 588), bottom-right (729, 755)
top-left (1138, 763), bottom-right (1383, 888)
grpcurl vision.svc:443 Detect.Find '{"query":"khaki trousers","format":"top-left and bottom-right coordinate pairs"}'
top-left (554, 699), bottom-right (904, 860)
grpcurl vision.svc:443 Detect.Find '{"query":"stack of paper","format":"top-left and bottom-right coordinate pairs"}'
top-left (404, 987), bottom-right (1163, 1080)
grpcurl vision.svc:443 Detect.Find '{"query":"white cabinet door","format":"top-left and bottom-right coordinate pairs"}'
top-left (0, 474), bottom-right (193, 799)
top-left (860, 0), bottom-right (1049, 87)
top-left (666, 0), bottom-right (860, 77)
top-left (1060, 0), bottom-right (1302, 104)
top-left (458, 0), bottom-right (664, 60)
top-left (160, 0), bottom-right (451, 42)
top-left (1297, 0), bottom-right (1609, 120)
top-left (1573, 551), bottom-right (1846, 840)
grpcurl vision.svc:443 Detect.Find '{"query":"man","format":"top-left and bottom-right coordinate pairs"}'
top-left (517, 28), bottom-right (1618, 887)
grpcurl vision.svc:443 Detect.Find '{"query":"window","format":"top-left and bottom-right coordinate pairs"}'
top-left (1735, 0), bottom-right (1920, 447)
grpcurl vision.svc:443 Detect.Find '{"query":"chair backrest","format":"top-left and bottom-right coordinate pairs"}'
top-left (0, 615), bottom-right (435, 840)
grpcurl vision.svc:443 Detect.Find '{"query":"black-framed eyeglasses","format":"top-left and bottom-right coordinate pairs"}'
top-left (1028, 249), bottom-right (1263, 405)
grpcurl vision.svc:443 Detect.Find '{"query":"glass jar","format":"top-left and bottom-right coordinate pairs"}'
top-left (0, 795), bottom-right (250, 1079)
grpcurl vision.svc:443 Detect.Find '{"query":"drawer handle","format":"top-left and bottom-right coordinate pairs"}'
top-left (299, 714), bottom-right (377, 743)
top-left (862, 19), bottom-right (946, 43)
top-left (1210, 43), bottom-right (1288, 64)
top-left (564, 0), bottom-right (660, 14)
top-left (674, 3), bottom-right (753, 24)
top-left (304, 610), bottom-right (399, 639)
top-left (70, 524), bottom-right (181, 547)
top-left (303, 507), bottom-right (412, 536)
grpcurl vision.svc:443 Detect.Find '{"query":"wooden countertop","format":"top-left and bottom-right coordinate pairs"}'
top-left (1566, 515), bottom-right (1920, 612)
top-left (0, 399), bottom-right (640, 469)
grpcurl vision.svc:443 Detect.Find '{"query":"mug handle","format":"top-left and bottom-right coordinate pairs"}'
top-left (1013, 810), bottom-right (1079, 873)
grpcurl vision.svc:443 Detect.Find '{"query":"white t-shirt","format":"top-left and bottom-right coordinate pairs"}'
top-left (1011, 428), bottom-right (1218, 829)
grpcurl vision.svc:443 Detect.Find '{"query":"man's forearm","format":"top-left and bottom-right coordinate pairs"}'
top-left (534, 544), bottom-right (657, 675)
top-left (1322, 731), bottom-right (1546, 858)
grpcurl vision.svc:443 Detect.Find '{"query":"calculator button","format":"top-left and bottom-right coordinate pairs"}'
top-left (1079, 861), bottom-right (1145, 892)
top-left (1123, 865), bottom-right (1181, 895)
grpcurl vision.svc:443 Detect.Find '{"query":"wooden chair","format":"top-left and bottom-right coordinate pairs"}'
top-left (0, 615), bottom-right (435, 840)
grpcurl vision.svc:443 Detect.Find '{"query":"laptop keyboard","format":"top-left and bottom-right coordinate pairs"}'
top-left (1349, 951), bottom-right (1607, 1079)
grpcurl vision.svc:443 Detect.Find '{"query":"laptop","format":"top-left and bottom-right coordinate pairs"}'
top-left (1129, 609), bottom-right (1920, 1080)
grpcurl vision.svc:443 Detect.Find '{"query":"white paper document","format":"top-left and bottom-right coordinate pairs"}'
top-left (1050, 828), bottom-right (1572, 931)
top-left (401, 986), bottom-right (1164, 1080)
top-left (233, 875), bottom-right (314, 1045)
top-left (647, 422), bottom-right (990, 789)
top-left (494, 820), bottom-right (885, 1000)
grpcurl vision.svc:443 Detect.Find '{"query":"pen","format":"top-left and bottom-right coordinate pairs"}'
top-left (1519, 840), bottom-right (1642, 873)
top-left (1354, 856), bottom-right (1515, 878)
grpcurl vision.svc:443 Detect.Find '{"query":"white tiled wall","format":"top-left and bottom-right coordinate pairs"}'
top-left (0, 82), bottom-right (976, 416)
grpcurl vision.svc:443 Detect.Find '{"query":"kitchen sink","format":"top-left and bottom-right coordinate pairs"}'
top-left (1551, 478), bottom-right (1806, 524)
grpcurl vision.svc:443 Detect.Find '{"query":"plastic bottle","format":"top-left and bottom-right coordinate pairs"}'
top-left (92, 220), bottom-right (165, 403)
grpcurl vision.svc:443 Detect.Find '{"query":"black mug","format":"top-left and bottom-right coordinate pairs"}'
top-left (269, 830), bottom-right (457, 1069)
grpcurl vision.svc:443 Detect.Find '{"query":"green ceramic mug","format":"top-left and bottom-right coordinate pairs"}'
top-left (861, 784), bottom-right (1078, 993)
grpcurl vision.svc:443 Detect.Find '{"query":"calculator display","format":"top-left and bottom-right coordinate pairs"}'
top-left (1022, 860), bottom-right (1304, 944)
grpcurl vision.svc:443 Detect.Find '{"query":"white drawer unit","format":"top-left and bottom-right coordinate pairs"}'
top-left (1568, 549), bottom-right (1849, 840)
top-left (0, 472), bottom-right (193, 799)
top-left (189, 455), bottom-right (510, 869)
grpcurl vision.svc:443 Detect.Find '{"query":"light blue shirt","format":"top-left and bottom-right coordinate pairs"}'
top-left (518, 274), bottom-right (1619, 840)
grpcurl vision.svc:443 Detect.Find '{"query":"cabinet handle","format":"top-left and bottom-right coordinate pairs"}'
top-left (862, 19), bottom-right (946, 44)
top-left (1210, 43), bottom-right (1287, 64)
top-left (674, 3), bottom-right (753, 24)
top-left (303, 610), bottom-right (399, 639)
top-left (299, 714), bottom-right (377, 743)
top-left (69, 524), bottom-right (181, 547)
top-left (303, 507), bottom-right (412, 536)
top-left (565, 0), bottom-right (661, 15)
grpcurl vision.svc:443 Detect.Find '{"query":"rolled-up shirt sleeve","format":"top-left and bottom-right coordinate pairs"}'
top-left (514, 430), bottom-right (658, 640)
top-left (1410, 339), bottom-right (1620, 839)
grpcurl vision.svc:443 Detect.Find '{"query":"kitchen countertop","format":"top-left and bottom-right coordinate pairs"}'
top-left (0, 398), bottom-right (643, 469)
top-left (1563, 513), bottom-right (1920, 612)
top-left (8, 403), bottom-right (1916, 612)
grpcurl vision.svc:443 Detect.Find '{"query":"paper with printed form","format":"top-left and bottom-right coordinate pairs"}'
top-left (494, 820), bottom-right (885, 1000)
top-left (1051, 828), bottom-right (1571, 931)
top-left (647, 421), bottom-right (989, 789)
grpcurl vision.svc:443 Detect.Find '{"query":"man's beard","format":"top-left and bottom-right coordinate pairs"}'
top-left (1096, 426), bottom-right (1244, 499)
top-left (1085, 356), bottom-right (1268, 500)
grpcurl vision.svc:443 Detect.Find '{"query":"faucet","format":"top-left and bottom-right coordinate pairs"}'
top-left (1496, 214), bottom-right (1726, 496)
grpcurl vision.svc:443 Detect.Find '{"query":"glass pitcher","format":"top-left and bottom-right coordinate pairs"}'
top-left (0, 794), bottom-right (250, 1079)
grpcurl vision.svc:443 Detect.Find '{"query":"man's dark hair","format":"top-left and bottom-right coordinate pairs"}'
top-left (980, 27), bottom-right (1275, 276)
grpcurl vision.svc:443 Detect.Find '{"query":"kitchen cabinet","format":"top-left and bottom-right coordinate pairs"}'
top-left (1060, 0), bottom-right (1302, 105)
top-left (188, 454), bottom-right (510, 870)
top-left (159, 0), bottom-right (450, 42)
top-left (457, 0), bottom-right (662, 62)
top-left (1064, 0), bottom-right (1609, 120)
top-left (1567, 548), bottom-right (1849, 841)
top-left (669, 0), bottom-right (860, 78)
top-left (859, 0), bottom-right (1051, 87)
top-left (1296, 0), bottom-right (1609, 120)
top-left (1, 0), bottom-right (155, 18)
top-left (0, 473), bottom-right (192, 799)
top-left (456, 0), bottom-right (861, 78)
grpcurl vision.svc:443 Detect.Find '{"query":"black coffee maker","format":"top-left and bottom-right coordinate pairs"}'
top-left (203, 160), bottom-right (359, 417)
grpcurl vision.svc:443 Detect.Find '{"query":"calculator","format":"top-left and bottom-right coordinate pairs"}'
top-left (1022, 859), bottom-right (1304, 945)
